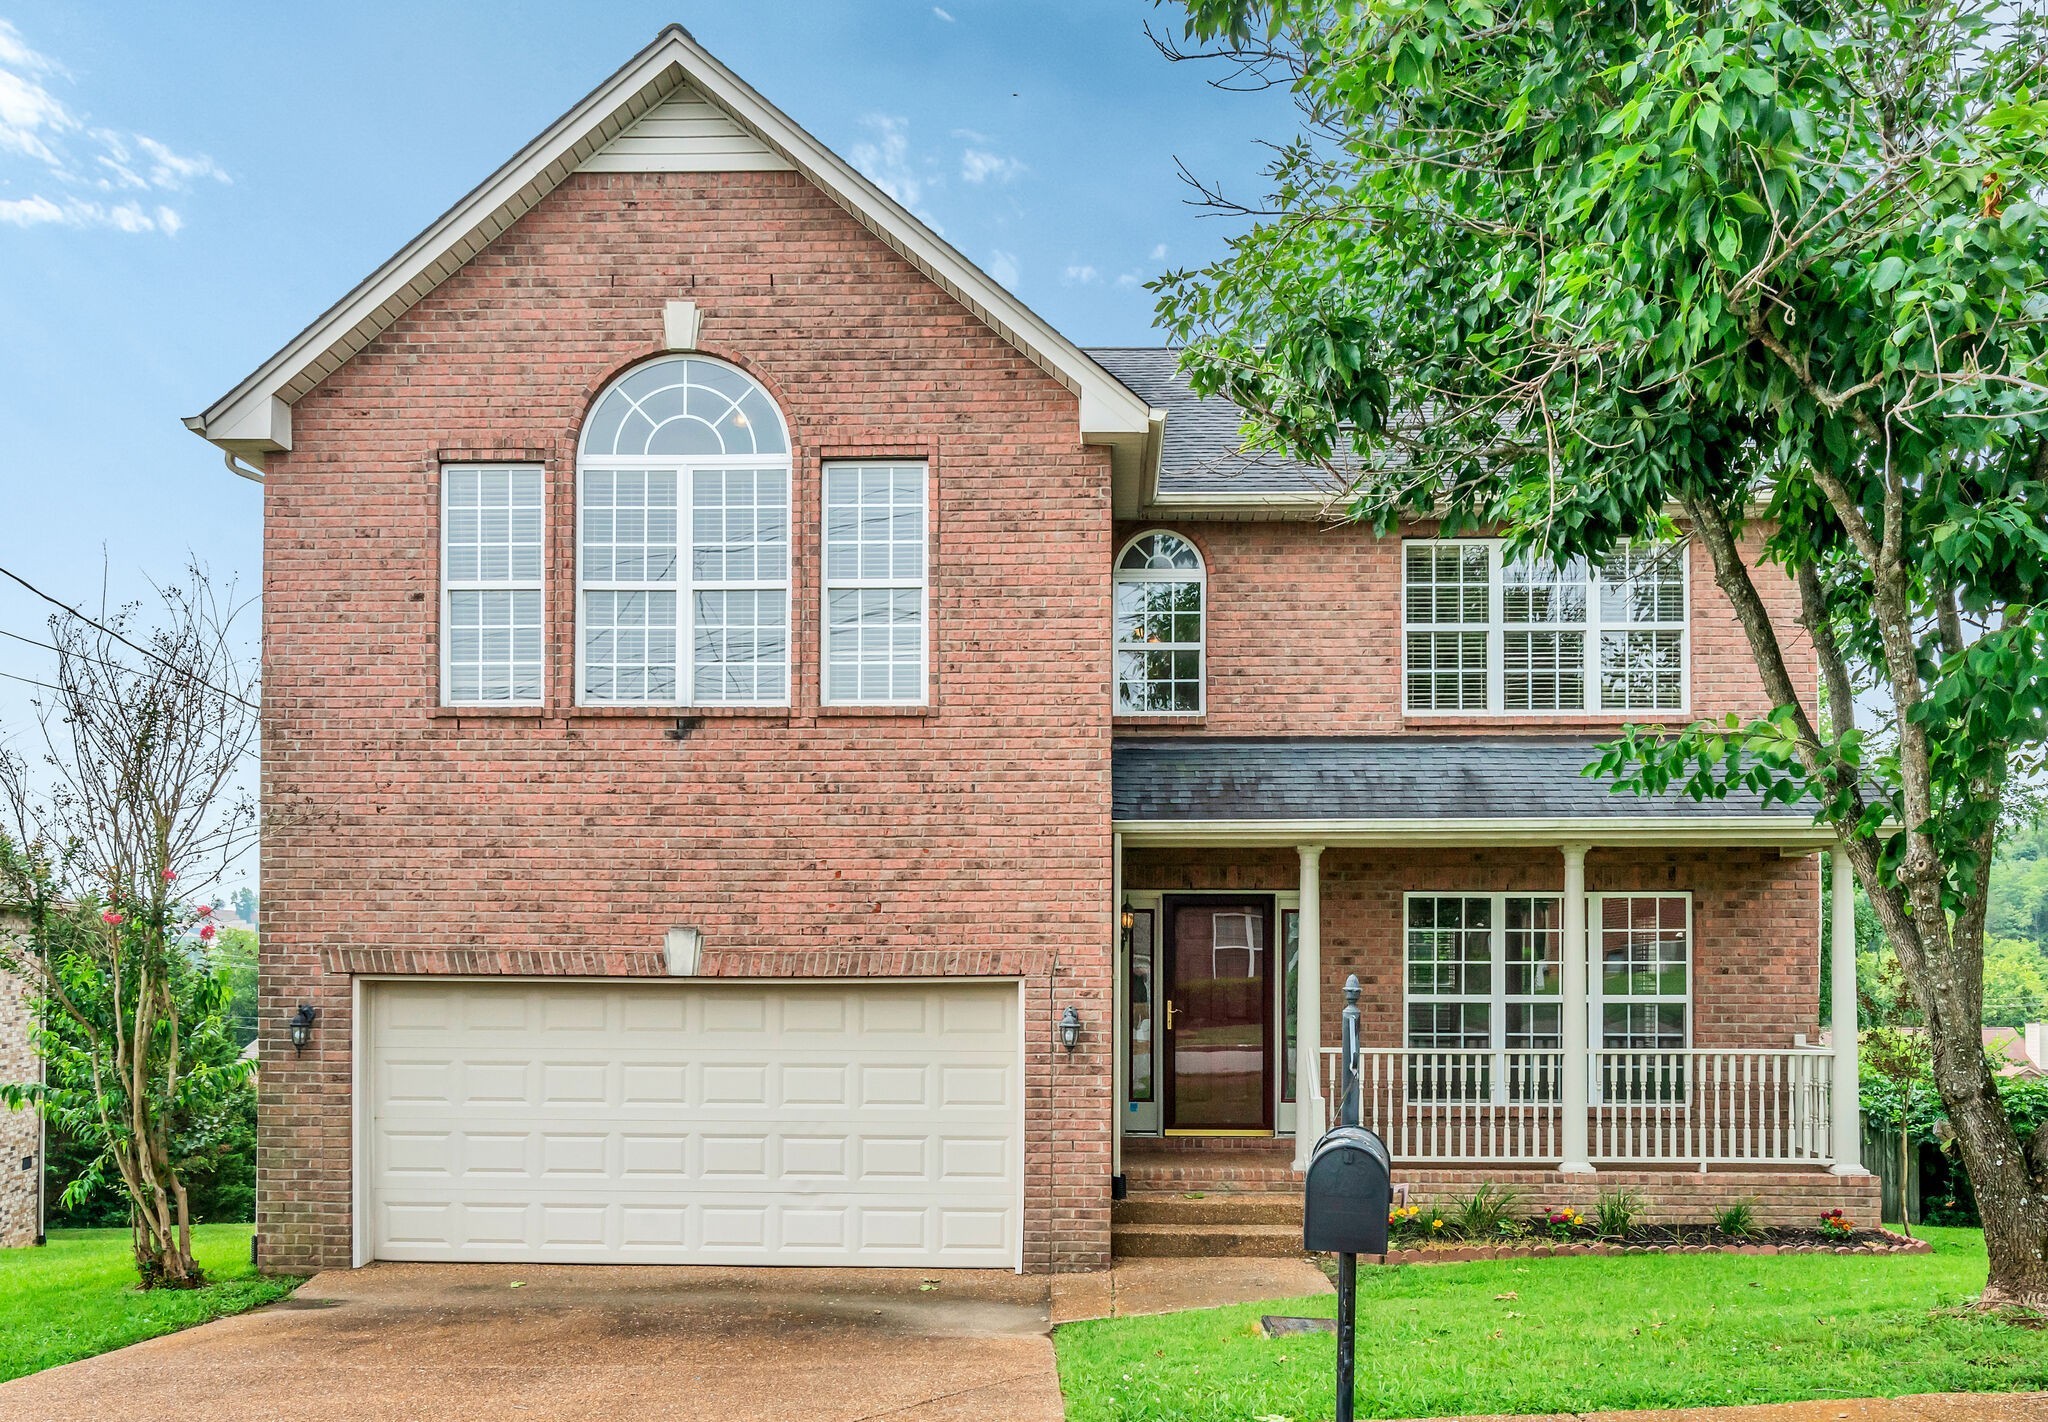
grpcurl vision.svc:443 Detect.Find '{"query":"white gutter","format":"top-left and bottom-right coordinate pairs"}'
top-left (1112, 816), bottom-right (1837, 849)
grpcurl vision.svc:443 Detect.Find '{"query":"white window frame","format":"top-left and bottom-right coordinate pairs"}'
top-left (1113, 529), bottom-right (1207, 717)
top-left (820, 460), bottom-right (930, 707)
top-left (1401, 539), bottom-right (1690, 716)
top-left (1401, 891), bottom-right (1568, 1105)
top-left (1588, 891), bottom-right (1694, 1053)
top-left (441, 462), bottom-right (545, 707)
top-left (574, 359), bottom-right (793, 709)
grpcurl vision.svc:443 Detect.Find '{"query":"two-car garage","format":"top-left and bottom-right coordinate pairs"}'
top-left (358, 979), bottom-right (1023, 1269)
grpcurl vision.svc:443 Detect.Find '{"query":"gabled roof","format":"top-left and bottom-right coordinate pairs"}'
top-left (186, 25), bottom-right (1157, 476)
top-left (1088, 347), bottom-right (1337, 505)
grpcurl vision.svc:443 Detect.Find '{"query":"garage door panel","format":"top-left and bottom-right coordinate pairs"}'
top-left (366, 980), bottom-right (1020, 1268)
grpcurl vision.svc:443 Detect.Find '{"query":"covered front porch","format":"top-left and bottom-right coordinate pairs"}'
top-left (1108, 738), bottom-right (1871, 1201)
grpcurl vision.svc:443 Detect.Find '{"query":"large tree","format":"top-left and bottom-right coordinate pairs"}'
top-left (1154, 0), bottom-right (2048, 1301)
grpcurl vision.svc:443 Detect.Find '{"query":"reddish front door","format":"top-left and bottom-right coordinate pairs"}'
top-left (1162, 897), bottom-right (1274, 1132)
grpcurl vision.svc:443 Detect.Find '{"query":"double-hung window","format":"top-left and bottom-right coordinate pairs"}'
top-left (1404, 893), bottom-right (1564, 1103)
top-left (442, 464), bottom-right (544, 705)
top-left (1403, 540), bottom-right (1687, 713)
top-left (1593, 893), bottom-right (1692, 1102)
top-left (577, 357), bottom-right (791, 706)
top-left (823, 462), bottom-right (928, 705)
top-left (1114, 531), bottom-right (1206, 715)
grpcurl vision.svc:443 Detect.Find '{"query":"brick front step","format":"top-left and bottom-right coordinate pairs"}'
top-left (1111, 1221), bottom-right (1309, 1259)
top-left (1115, 1191), bottom-right (1304, 1226)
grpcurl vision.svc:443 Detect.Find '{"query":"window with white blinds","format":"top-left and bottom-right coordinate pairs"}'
top-left (442, 465), bottom-right (544, 705)
top-left (1403, 540), bottom-right (1687, 713)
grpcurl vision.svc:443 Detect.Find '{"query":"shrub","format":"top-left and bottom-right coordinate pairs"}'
top-left (1593, 1189), bottom-right (1643, 1239)
top-left (1714, 1199), bottom-right (1758, 1238)
top-left (1455, 1183), bottom-right (1520, 1238)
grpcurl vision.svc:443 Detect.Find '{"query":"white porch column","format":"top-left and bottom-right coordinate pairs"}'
top-left (1830, 844), bottom-right (1867, 1174)
top-left (1559, 843), bottom-right (1595, 1173)
top-left (1293, 843), bottom-right (1326, 1172)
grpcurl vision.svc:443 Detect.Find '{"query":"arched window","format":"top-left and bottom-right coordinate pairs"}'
top-left (1114, 531), bottom-right (1205, 715)
top-left (577, 357), bottom-right (792, 706)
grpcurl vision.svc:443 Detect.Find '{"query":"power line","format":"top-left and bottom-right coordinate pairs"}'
top-left (0, 667), bottom-right (260, 767)
top-left (0, 564), bottom-right (258, 712)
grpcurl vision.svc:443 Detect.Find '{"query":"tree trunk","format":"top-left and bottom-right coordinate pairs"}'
top-left (1922, 938), bottom-right (2048, 1307)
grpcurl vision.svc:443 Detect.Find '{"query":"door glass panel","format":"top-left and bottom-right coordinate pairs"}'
top-left (1128, 910), bottom-right (1155, 1103)
top-left (1169, 903), bottom-right (1268, 1128)
top-left (1281, 910), bottom-right (1300, 1104)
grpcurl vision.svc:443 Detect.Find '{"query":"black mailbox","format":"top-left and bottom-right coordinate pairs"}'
top-left (1303, 1125), bottom-right (1391, 1255)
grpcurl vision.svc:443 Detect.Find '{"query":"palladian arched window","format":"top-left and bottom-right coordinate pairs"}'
top-left (577, 356), bottom-right (792, 705)
top-left (1114, 530), bottom-right (1205, 715)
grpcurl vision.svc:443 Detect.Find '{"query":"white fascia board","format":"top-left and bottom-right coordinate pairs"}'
top-left (1111, 816), bottom-right (1838, 849)
top-left (1142, 489), bottom-right (1338, 519)
top-left (186, 26), bottom-right (1151, 465)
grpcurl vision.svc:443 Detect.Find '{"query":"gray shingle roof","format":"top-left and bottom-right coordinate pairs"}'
top-left (1087, 347), bottom-right (1335, 497)
top-left (1111, 737), bottom-right (1814, 823)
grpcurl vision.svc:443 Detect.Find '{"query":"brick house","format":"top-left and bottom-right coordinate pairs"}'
top-left (186, 26), bottom-right (1875, 1276)
top-left (1, 916), bottom-right (40, 1248)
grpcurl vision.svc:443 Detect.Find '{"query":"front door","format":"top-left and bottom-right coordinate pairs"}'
top-left (1163, 896), bottom-right (1274, 1132)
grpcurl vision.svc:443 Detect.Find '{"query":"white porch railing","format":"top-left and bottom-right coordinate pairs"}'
top-left (1322, 1045), bottom-right (1836, 1167)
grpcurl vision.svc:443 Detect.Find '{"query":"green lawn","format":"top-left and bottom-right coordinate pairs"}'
top-left (0, 1224), bottom-right (301, 1383)
top-left (1056, 1228), bottom-right (2048, 1421)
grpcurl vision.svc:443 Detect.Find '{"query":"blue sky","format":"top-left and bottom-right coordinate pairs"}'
top-left (0, 2), bottom-right (1292, 886)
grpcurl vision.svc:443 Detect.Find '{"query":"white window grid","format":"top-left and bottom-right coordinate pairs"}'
top-left (441, 464), bottom-right (545, 706)
top-left (1402, 539), bottom-right (1689, 715)
top-left (1590, 892), bottom-right (1694, 1104)
top-left (576, 455), bottom-right (791, 706)
top-left (821, 461), bottom-right (929, 706)
top-left (1113, 530), bottom-right (1207, 716)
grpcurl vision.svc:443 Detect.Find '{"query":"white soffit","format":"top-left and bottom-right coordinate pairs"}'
top-left (185, 25), bottom-right (1154, 468)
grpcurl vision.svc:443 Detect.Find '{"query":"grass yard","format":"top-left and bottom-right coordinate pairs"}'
top-left (1056, 1227), bottom-right (2048, 1422)
top-left (0, 1224), bottom-right (300, 1384)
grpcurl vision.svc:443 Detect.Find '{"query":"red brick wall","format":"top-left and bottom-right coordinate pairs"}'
top-left (1113, 519), bottom-right (1810, 736)
top-left (1124, 845), bottom-right (1823, 1052)
top-left (258, 170), bottom-right (1114, 1274)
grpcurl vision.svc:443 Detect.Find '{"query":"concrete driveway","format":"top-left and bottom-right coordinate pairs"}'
top-left (0, 1263), bottom-right (1065, 1422)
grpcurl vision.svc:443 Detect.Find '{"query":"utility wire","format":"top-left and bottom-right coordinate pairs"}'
top-left (0, 564), bottom-right (258, 712)
top-left (0, 667), bottom-right (260, 767)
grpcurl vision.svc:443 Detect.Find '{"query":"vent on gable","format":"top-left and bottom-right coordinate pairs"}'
top-left (577, 85), bottom-right (792, 173)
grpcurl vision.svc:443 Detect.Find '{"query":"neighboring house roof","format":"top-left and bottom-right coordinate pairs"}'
top-left (185, 25), bottom-right (1155, 477)
top-left (1087, 348), bottom-right (1339, 506)
top-left (1983, 1027), bottom-right (2042, 1079)
top-left (1111, 736), bottom-right (1834, 847)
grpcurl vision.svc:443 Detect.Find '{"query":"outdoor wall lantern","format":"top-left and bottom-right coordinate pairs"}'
top-left (1059, 1005), bottom-right (1082, 1054)
top-left (1119, 901), bottom-right (1135, 947)
top-left (289, 1004), bottom-right (319, 1056)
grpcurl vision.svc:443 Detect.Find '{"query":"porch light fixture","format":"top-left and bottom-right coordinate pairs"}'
top-left (288, 1004), bottom-right (318, 1056)
top-left (1059, 1005), bottom-right (1082, 1054)
top-left (1119, 901), bottom-right (1135, 946)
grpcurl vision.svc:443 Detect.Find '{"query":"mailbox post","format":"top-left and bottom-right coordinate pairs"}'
top-left (1303, 975), bottom-right (1389, 1422)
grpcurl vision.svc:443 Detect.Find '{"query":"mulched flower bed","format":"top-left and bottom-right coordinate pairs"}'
top-left (1373, 1226), bottom-right (1927, 1264)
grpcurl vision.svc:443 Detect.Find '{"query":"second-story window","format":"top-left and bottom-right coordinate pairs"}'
top-left (823, 461), bottom-right (928, 705)
top-left (577, 356), bottom-right (791, 706)
top-left (1403, 539), bottom-right (1686, 714)
top-left (1114, 531), bottom-right (1205, 715)
top-left (442, 464), bottom-right (544, 705)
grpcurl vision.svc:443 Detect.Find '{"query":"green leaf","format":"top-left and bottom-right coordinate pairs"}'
top-left (1872, 256), bottom-right (1909, 292)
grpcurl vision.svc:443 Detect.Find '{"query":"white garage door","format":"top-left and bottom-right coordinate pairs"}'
top-left (362, 979), bottom-right (1021, 1268)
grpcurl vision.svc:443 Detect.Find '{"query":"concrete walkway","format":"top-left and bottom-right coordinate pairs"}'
top-left (1050, 1254), bottom-right (1332, 1322)
top-left (0, 1262), bottom-right (1065, 1422)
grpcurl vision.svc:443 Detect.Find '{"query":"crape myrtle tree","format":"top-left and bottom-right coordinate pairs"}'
top-left (0, 569), bottom-right (257, 1287)
top-left (1153, 0), bottom-right (2048, 1301)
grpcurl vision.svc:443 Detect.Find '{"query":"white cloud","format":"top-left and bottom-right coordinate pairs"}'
top-left (986, 248), bottom-right (1019, 289)
top-left (0, 19), bottom-right (226, 236)
top-left (1149, 242), bottom-right (1169, 261)
top-left (960, 147), bottom-right (1025, 185)
top-left (850, 113), bottom-right (938, 225)
top-left (932, 5), bottom-right (955, 19)
top-left (1115, 272), bottom-right (1143, 290)
top-left (1062, 263), bottom-right (1100, 285)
